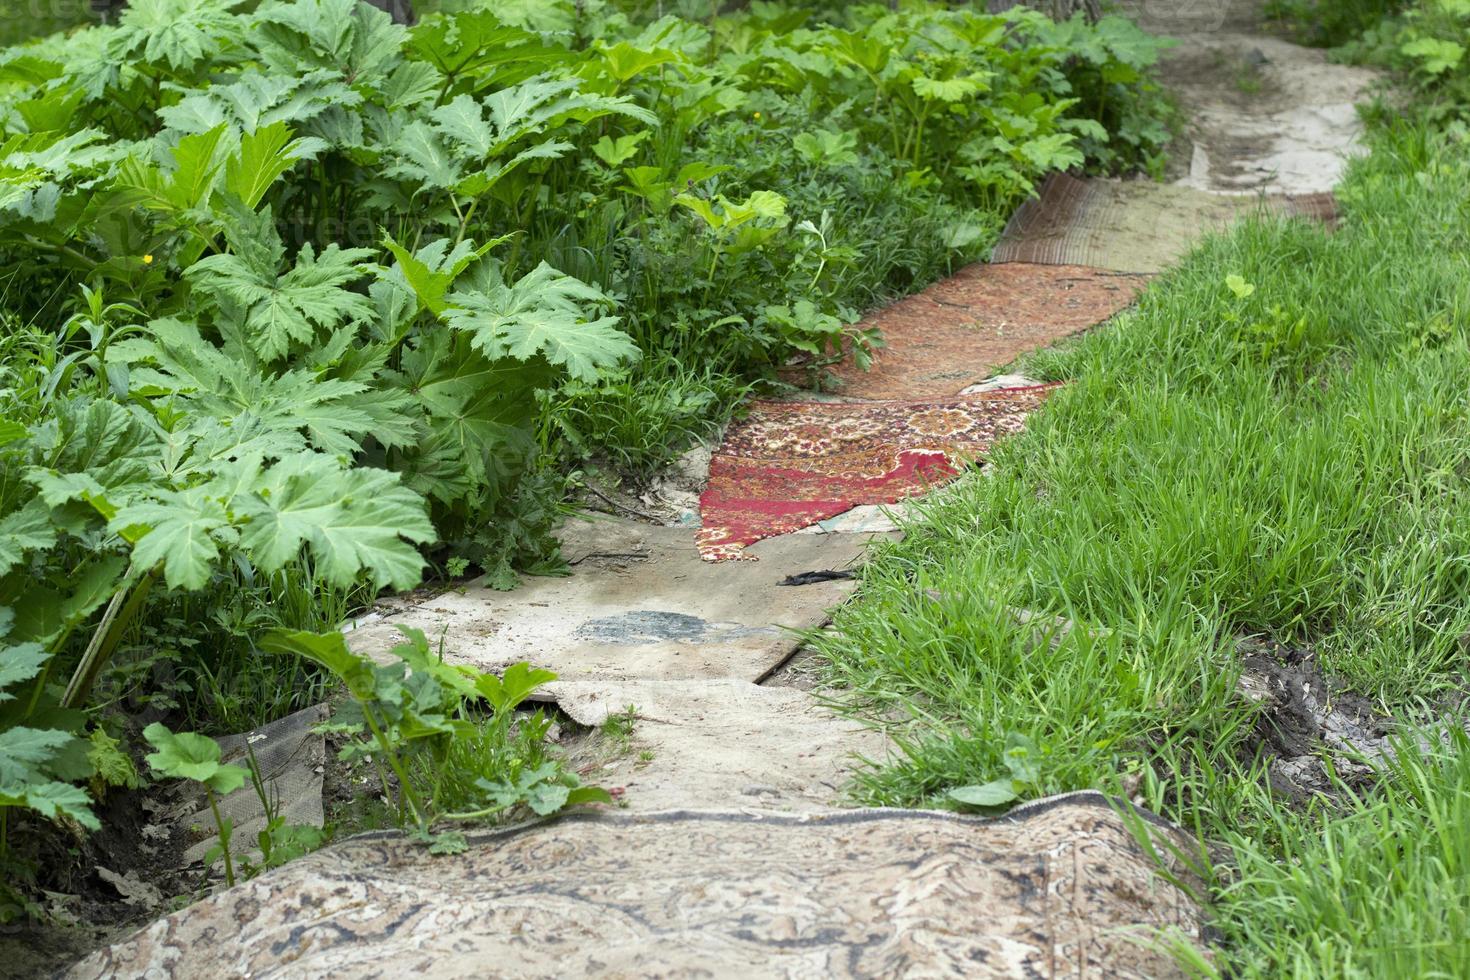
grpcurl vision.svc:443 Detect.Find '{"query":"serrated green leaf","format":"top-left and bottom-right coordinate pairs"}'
top-left (526, 780), bottom-right (571, 815)
top-left (443, 262), bottom-right (638, 383)
top-left (0, 781), bottom-right (100, 830)
top-left (111, 489), bottom-right (230, 590)
top-left (473, 660), bottom-right (557, 713)
top-left (0, 643), bottom-right (50, 699)
top-left (0, 419), bottom-right (26, 448)
top-left (0, 500), bottom-right (57, 577)
top-left (111, 0), bottom-right (243, 72)
top-left (238, 456), bottom-right (433, 590)
top-left (0, 726), bottom-right (76, 784)
top-left (260, 628), bottom-right (377, 699)
top-left (225, 121), bottom-right (327, 209)
top-left (143, 722), bottom-right (248, 794)
top-left (187, 237), bottom-right (375, 362)
top-left (167, 124), bottom-right (231, 212)
top-left (591, 131), bottom-right (650, 167)
top-left (381, 235), bottom-right (500, 317)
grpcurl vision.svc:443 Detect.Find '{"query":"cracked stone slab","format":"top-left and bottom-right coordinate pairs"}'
top-left (68, 798), bottom-right (1206, 980)
top-left (345, 517), bottom-right (892, 684)
top-left (793, 503), bottom-right (909, 535)
top-left (554, 678), bottom-right (888, 812)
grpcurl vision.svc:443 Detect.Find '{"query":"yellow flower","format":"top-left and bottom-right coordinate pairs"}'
top-left (753, 111), bottom-right (762, 120)
top-left (143, 254), bottom-right (154, 265)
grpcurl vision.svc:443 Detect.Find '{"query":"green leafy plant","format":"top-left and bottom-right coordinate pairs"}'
top-left (1395, 0), bottom-right (1470, 116)
top-left (142, 722), bottom-right (249, 886)
top-left (0, 0), bottom-right (1171, 906)
top-left (261, 625), bottom-right (608, 844)
top-left (239, 746), bottom-right (327, 877)
top-left (947, 733), bottom-right (1042, 810)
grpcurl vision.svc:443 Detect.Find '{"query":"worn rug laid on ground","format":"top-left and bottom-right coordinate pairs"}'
top-left (819, 263), bottom-right (1149, 400)
top-left (697, 386), bottom-right (1057, 560)
top-left (68, 796), bottom-right (1206, 980)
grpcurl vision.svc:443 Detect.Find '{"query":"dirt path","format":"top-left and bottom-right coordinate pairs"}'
top-left (68, 4), bottom-right (1378, 977)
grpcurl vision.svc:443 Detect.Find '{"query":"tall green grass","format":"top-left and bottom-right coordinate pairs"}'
top-left (814, 116), bottom-right (1470, 974)
top-left (1206, 729), bottom-right (1470, 978)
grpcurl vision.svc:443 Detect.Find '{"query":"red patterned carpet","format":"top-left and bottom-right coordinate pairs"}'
top-left (697, 387), bottom-right (1058, 561)
top-left (821, 263), bottom-right (1147, 400)
top-left (698, 261), bottom-right (1143, 561)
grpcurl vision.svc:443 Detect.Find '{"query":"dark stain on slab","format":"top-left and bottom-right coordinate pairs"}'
top-left (575, 610), bottom-right (778, 646)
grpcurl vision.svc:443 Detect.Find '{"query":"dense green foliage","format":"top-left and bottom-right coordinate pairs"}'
top-left (1265, 0), bottom-right (1406, 47)
top-left (0, 0), bottom-right (1170, 915)
top-left (814, 108), bottom-right (1470, 975)
top-left (1271, 0), bottom-right (1470, 122)
top-left (1, 2), bottom-right (94, 49)
top-left (1386, 0), bottom-right (1470, 116)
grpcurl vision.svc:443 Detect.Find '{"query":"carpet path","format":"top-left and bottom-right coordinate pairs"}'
top-left (696, 262), bottom-right (1144, 560)
top-left (697, 385), bottom-right (1059, 560)
top-left (78, 3), bottom-right (1380, 976)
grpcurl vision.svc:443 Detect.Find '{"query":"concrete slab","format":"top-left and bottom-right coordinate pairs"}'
top-left (345, 517), bottom-right (891, 684)
top-left (793, 503), bottom-right (908, 535)
top-left (555, 678), bottom-right (888, 812)
top-left (1162, 34), bottom-right (1379, 196)
top-left (68, 799), bottom-right (1207, 980)
top-left (992, 174), bottom-right (1333, 272)
top-left (962, 373), bottom-right (1049, 394)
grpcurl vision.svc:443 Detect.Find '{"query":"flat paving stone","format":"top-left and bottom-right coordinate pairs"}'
top-left (344, 516), bottom-right (892, 685)
top-left (67, 798), bottom-right (1206, 980)
top-left (992, 174), bottom-right (1335, 272)
top-left (1162, 34), bottom-right (1378, 196)
top-left (553, 678), bottom-right (888, 812)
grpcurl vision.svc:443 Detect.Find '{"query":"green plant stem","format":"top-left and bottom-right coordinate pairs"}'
top-left (59, 567), bottom-right (159, 711)
top-left (361, 708), bottom-right (427, 828)
top-left (441, 802), bottom-right (512, 822)
top-left (206, 787), bottom-right (235, 888)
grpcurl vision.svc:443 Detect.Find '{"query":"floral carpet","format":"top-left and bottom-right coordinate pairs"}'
top-left (818, 263), bottom-right (1147, 400)
top-left (697, 386), bottom-right (1059, 560)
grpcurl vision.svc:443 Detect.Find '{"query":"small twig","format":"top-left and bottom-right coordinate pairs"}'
top-left (581, 481), bottom-right (660, 523)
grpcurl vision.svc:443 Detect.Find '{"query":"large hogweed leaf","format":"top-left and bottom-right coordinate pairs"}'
top-left (185, 208), bottom-right (375, 361)
top-left (252, 0), bottom-right (407, 90)
top-left (225, 121), bottom-right (330, 209)
top-left (381, 331), bottom-right (544, 503)
top-left (109, 0), bottom-right (247, 73)
top-left (159, 69), bottom-right (360, 136)
top-left (235, 454), bottom-right (434, 588)
top-left (384, 77), bottom-right (654, 198)
top-left (442, 261), bottom-right (638, 384)
top-left (380, 233), bottom-right (504, 317)
top-left (109, 317), bottom-right (416, 459)
top-left (405, 9), bottom-right (572, 90)
top-left (106, 451), bottom-right (432, 591)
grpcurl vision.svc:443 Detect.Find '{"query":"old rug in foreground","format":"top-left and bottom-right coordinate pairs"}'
top-left (68, 795), bottom-right (1204, 979)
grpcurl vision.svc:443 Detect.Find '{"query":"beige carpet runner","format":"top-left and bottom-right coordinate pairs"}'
top-left (67, 796), bottom-right (1207, 980)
